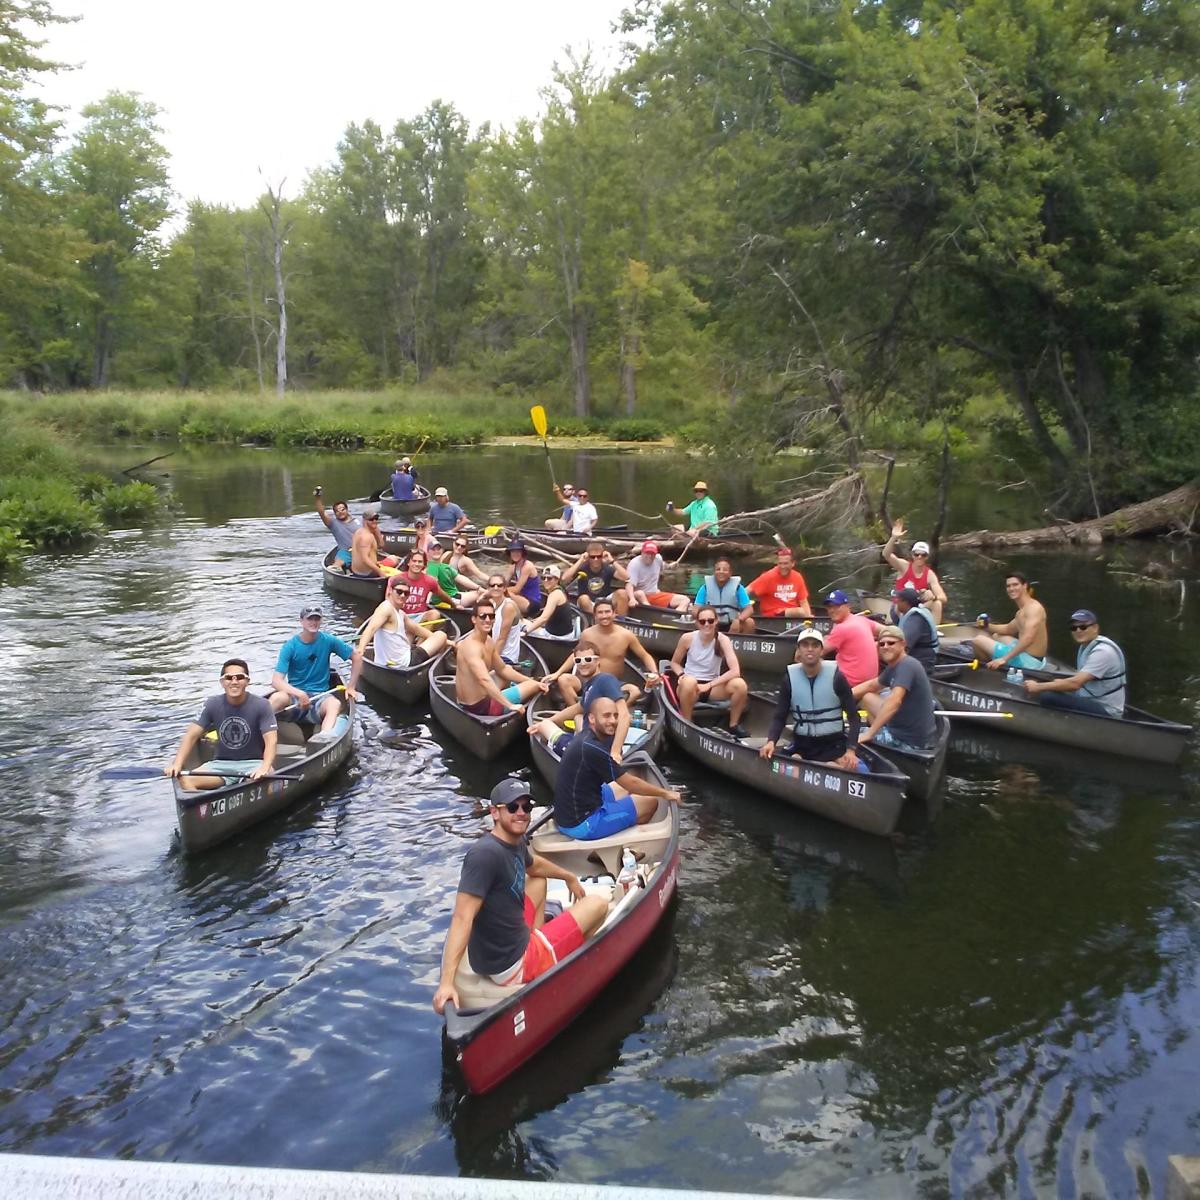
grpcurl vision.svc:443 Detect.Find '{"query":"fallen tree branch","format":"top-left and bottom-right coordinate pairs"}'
top-left (121, 452), bottom-right (173, 476)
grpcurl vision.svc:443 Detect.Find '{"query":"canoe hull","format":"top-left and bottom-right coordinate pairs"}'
top-left (930, 665), bottom-right (1191, 764)
top-left (429, 638), bottom-right (549, 760)
top-left (379, 485), bottom-right (431, 518)
top-left (321, 549), bottom-right (388, 603)
top-left (361, 644), bottom-right (434, 705)
top-left (444, 757), bottom-right (679, 1094)
top-left (515, 526), bottom-right (768, 558)
top-left (173, 703), bottom-right (356, 854)
top-left (870, 715), bottom-right (951, 806)
top-left (379, 526), bottom-right (511, 556)
top-left (524, 607), bottom-right (587, 671)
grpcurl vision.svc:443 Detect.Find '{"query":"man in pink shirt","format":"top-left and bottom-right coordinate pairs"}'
top-left (821, 589), bottom-right (879, 687)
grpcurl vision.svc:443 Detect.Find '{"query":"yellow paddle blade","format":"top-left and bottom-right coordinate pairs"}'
top-left (564, 719), bottom-right (576, 730)
top-left (530, 405), bottom-right (548, 439)
top-left (483, 525), bottom-right (502, 535)
top-left (205, 730), bottom-right (218, 741)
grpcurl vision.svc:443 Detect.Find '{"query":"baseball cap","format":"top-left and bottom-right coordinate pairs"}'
top-left (641, 540), bottom-right (659, 554)
top-left (362, 506), bottom-right (380, 519)
top-left (775, 545), bottom-right (794, 557)
top-left (489, 777), bottom-right (532, 808)
top-left (434, 487), bottom-right (449, 497)
top-left (824, 589), bottom-right (850, 606)
top-left (541, 563), bottom-right (562, 578)
top-left (692, 480), bottom-right (708, 491)
top-left (300, 605), bottom-right (322, 618)
top-left (893, 586), bottom-right (922, 604)
top-left (507, 539), bottom-right (526, 553)
top-left (911, 540), bottom-right (931, 555)
top-left (1069, 608), bottom-right (1098, 625)
top-left (876, 624), bottom-right (906, 641)
top-left (796, 626), bottom-right (825, 646)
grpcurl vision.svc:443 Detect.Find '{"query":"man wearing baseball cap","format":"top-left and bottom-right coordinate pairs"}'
top-left (430, 486), bottom-right (469, 535)
top-left (1022, 609), bottom-right (1127, 716)
top-left (666, 481), bottom-right (720, 539)
top-left (822, 589), bottom-right (880, 687)
top-left (389, 457), bottom-right (418, 502)
top-left (433, 777), bottom-right (610, 1013)
top-left (892, 586), bottom-right (938, 673)
top-left (759, 628), bottom-right (861, 770)
top-left (881, 519), bottom-right (948, 623)
top-left (747, 545), bottom-right (812, 619)
top-left (853, 625), bottom-right (938, 753)
top-left (268, 606), bottom-right (364, 733)
top-left (625, 540), bottom-right (689, 612)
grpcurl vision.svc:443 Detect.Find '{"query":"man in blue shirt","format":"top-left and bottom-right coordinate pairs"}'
top-left (269, 605), bottom-right (364, 733)
top-left (430, 486), bottom-right (470, 534)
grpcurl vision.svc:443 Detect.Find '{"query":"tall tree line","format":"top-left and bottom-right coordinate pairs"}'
top-left (2, 0), bottom-right (1198, 506)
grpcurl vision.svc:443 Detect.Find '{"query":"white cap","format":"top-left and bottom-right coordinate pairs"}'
top-left (911, 540), bottom-right (930, 555)
top-left (796, 626), bottom-right (825, 646)
top-left (434, 487), bottom-right (449, 497)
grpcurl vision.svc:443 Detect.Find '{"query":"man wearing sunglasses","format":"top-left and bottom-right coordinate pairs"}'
top-left (666, 480), bottom-right (720, 538)
top-left (165, 658), bottom-right (279, 791)
top-left (1022, 609), bottom-right (1127, 716)
top-left (853, 625), bottom-right (938, 753)
top-left (313, 487), bottom-right (360, 568)
top-left (562, 541), bottom-right (629, 615)
top-left (569, 598), bottom-right (660, 699)
top-left (881, 519), bottom-right (948, 624)
top-left (545, 482), bottom-right (577, 532)
top-left (433, 778), bottom-right (610, 1012)
top-left (531, 642), bottom-right (640, 757)
top-left (455, 603), bottom-right (547, 715)
top-left (356, 578), bottom-right (450, 669)
top-left (349, 508), bottom-right (396, 578)
top-left (269, 606), bottom-right (364, 732)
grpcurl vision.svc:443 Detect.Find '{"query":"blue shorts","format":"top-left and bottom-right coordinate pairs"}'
top-left (203, 758), bottom-right (263, 777)
top-left (501, 684), bottom-right (522, 704)
top-left (285, 699), bottom-right (331, 725)
top-left (872, 725), bottom-right (934, 755)
top-left (995, 638), bottom-right (1046, 671)
top-left (335, 548), bottom-right (352, 565)
top-left (557, 784), bottom-right (637, 841)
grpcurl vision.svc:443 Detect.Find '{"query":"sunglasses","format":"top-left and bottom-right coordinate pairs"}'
top-left (696, 617), bottom-right (716, 625)
top-left (221, 672), bottom-right (249, 682)
top-left (587, 553), bottom-right (604, 559)
top-left (878, 639), bottom-right (900, 646)
top-left (454, 543), bottom-right (467, 549)
top-left (488, 581), bottom-right (505, 588)
top-left (390, 588), bottom-right (410, 596)
top-left (502, 799), bottom-right (535, 814)
top-left (912, 550), bottom-right (927, 556)
top-left (475, 611), bottom-right (495, 620)
top-left (575, 654), bottom-right (598, 664)
top-left (1069, 622), bottom-right (1094, 631)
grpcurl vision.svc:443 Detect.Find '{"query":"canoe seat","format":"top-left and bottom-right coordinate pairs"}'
top-left (274, 743), bottom-right (307, 760)
top-left (532, 799), bottom-right (672, 857)
top-left (693, 700), bottom-right (731, 714)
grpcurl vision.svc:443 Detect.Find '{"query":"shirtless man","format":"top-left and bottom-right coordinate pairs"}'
top-left (454, 601), bottom-right (548, 716)
top-left (557, 598), bottom-right (659, 708)
top-left (971, 572), bottom-right (1049, 672)
top-left (350, 510), bottom-right (392, 577)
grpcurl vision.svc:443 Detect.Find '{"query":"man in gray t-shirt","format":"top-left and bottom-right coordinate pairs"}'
top-left (1023, 608), bottom-right (1127, 717)
top-left (853, 625), bottom-right (938, 751)
top-left (165, 658), bottom-right (278, 791)
top-left (433, 779), bottom-right (611, 1013)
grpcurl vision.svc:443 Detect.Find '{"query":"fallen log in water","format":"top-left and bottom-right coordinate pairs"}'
top-left (941, 480), bottom-right (1200, 550)
top-left (723, 473), bottom-right (867, 532)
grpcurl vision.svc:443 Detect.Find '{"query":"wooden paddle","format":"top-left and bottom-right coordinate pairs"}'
top-left (530, 405), bottom-right (558, 489)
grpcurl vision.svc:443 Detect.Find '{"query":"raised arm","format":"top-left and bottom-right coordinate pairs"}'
top-left (314, 489), bottom-right (333, 529)
top-left (882, 519), bottom-right (908, 572)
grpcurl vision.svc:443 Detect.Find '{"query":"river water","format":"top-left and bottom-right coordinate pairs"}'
top-left (1, 445), bottom-right (1198, 1196)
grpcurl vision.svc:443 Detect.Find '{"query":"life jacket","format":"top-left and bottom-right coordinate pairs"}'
top-left (1078, 635), bottom-right (1127, 700)
top-left (905, 604), bottom-right (939, 649)
top-left (786, 661), bottom-right (844, 740)
top-left (703, 574), bottom-right (743, 621)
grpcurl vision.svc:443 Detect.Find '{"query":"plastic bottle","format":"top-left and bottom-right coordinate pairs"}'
top-left (665, 501), bottom-right (674, 512)
top-left (630, 707), bottom-right (646, 730)
top-left (1006, 667), bottom-right (1024, 685)
top-left (975, 612), bottom-right (990, 629)
top-left (617, 848), bottom-right (638, 895)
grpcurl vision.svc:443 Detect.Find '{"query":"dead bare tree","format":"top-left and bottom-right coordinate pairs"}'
top-left (258, 177), bottom-right (292, 397)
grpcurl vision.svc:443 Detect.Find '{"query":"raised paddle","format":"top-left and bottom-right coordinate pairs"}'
top-left (530, 405), bottom-right (559, 490)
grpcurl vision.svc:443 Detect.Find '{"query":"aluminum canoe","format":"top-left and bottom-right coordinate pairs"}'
top-left (321, 548), bottom-right (389, 603)
top-left (379, 524), bottom-right (511, 557)
top-left (378, 484), bottom-right (431, 518)
top-left (514, 526), bottom-right (769, 558)
top-left (930, 661), bottom-right (1192, 764)
top-left (527, 658), bottom-right (666, 789)
top-left (658, 663), bottom-right (909, 835)
top-left (524, 605), bottom-right (588, 671)
top-left (360, 643), bottom-right (436, 705)
top-left (442, 752), bottom-right (680, 1094)
top-left (428, 637), bottom-right (549, 760)
top-left (869, 714), bottom-right (951, 809)
top-left (173, 688), bottom-right (356, 854)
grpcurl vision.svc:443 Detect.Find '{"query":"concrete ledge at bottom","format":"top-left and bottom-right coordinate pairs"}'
top-left (0, 1153), bottom-right (821, 1200)
top-left (1169, 1157), bottom-right (1200, 1200)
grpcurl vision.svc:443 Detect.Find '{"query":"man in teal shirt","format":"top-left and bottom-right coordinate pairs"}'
top-left (667, 480), bottom-right (720, 537)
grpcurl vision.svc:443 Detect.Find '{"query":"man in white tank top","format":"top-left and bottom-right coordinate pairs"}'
top-left (668, 605), bottom-right (750, 738)
top-left (356, 577), bottom-right (450, 669)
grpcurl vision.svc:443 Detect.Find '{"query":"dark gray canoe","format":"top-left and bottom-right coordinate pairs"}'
top-left (379, 484), bottom-right (431, 518)
top-left (321, 548), bottom-right (389, 603)
top-left (173, 689), bottom-right (356, 854)
top-left (617, 604), bottom-right (834, 675)
top-left (657, 663), bottom-right (909, 836)
top-left (515, 525), bottom-right (768, 558)
top-left (527, 658), bottom-right (666, 788)
top-left (428, 637), bottom-right (549, 760)
top-left (361, 643), bottom-right (436, 705)
top-left (525, 605), bottom-right (588, 671)
top-left (869, 714), bottom-right (951, 810)
top-left (930, 661), bottom-right (1192, 763)
top-left (379, 524), bottom-right (511, 557)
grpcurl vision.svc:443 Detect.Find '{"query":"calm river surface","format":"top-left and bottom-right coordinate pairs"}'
top-left (1, 445), bottom-right (1198, 1196)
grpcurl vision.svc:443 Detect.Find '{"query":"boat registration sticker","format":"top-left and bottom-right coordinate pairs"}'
top-left (802, 767), bottom-right (843, 793)
top-left (848, 780), bottom-right (866, 798)
top-left (513, 1009), bottom-right (526, 1037)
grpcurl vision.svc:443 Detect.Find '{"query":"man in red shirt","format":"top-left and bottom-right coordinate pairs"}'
top-left (747, 546), bottom-right (812, 619)
top-left (821, 589), bottom-right (880, 687)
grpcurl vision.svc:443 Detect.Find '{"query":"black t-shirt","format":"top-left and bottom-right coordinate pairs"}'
top-left (574, 563), bottom-right (617, 600)
top-left (879, 655), bottom-right (938, 747)
top-left (458, 833), bottom-right (532, 976)
top-left (553, 731), bottom-right (621, 828)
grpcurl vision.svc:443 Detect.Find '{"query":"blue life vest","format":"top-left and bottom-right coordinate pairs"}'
top-left (1078, 635), bottom-right (1127, 702)
top-left (786, 661), bottom-right (844, 740)
top-left (703, 574), bottom-right (743, 622)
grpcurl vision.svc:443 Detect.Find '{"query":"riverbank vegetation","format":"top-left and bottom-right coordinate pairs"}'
top-left (2, 0), bottom-right (1198, 519)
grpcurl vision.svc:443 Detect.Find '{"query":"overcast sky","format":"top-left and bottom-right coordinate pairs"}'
top-left (35, 0), bottom-right (635, 210)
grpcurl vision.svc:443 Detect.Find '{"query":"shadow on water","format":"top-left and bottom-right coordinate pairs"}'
top-left (436, 914), bottom-right (680, 1179)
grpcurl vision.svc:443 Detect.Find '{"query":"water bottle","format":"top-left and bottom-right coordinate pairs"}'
top-left (1006, 667), bottom-right (1024, 685)
top-left (630, 707), bottom-right (646, 730)
top-left (975, 612), bottom-right (989, 629)
top-left (665, 501), bottom-right (674, 512)
top-left (617, 848), bottom-right (638, 895)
